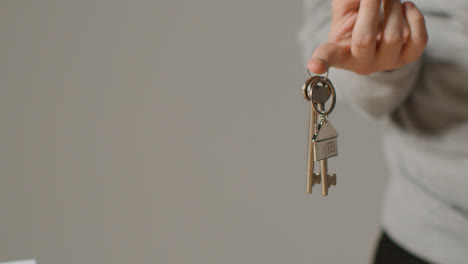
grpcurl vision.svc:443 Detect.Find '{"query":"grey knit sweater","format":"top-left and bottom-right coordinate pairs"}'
top-left (298, 1), bottom-right (468, 263)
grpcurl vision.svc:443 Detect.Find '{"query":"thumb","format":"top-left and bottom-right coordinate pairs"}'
top-left (307, 43), bottom-right (350, 74)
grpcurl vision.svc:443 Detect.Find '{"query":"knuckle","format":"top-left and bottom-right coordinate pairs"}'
top-left (355, 65), bottom-right (373, 76)
top-left (408, 13), bottom-right (427, 28)
top-left (353, 33), bottom-right (375, 49)
top-left (384, 32), bottom-right (404, 46)
top-left (413, 13), bottom-right (426, 24)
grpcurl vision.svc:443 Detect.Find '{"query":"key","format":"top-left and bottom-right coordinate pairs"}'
top-left (303, 77), bottom-right (331, 194)
top-left (313, 84), bottom-right (334, 196)
top-left (311, 80), bottom-right (331, 103)
top-left (303, 76), bottom-right (320, 193)
top-left (302, 74), bottom-right (338, 196)
top-left (314, 103), bottom-right (338, 196)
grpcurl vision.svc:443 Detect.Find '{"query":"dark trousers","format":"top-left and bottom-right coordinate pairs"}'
top-left (373, 231), bottom-right (433, 264)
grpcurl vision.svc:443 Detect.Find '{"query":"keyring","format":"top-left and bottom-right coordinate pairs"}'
top-left (302, 75), bottom-right (321, 101)
top-left (308, 77), bottom-right (336, 116)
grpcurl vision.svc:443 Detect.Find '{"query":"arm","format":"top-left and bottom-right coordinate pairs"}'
top-left (297, 0), bottom-right (427, 119)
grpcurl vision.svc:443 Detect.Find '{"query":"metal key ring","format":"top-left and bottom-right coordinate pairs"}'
top-left (302, 75), bottom-right (322, 101)
top-left (309, 77), bottom-right (336, 116)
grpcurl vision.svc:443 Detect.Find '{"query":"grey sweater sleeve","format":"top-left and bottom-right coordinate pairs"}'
top-left (297, 0), bottom-right (423, 119)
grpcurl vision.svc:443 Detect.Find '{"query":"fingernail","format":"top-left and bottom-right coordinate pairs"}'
top-left (405, 2), bottom-right (415, 10)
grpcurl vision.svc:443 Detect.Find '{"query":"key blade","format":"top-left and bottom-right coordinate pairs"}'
top-left (306, 100), bottom-right (317, 193)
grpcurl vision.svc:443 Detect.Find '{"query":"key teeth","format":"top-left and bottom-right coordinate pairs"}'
top-left (316, 173), bottom-right (337, 187)
top-left (312, 173), bottom-right (321, 184)
top-left (309, 173), bottom-right (337, 193)
top-left (329, 174), bottom-right (337, 186)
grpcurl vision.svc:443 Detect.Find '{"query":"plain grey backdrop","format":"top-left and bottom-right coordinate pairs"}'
top-left (1, 0), bottom-right (388, 263)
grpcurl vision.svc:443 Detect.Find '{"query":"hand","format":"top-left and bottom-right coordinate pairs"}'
top-left (308, 0), bottom-right (428, 75)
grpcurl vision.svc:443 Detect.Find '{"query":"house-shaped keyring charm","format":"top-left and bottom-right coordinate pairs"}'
top-left (313, 121), bottom-right (338, 161)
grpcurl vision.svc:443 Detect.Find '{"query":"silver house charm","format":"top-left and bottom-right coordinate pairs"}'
top-left (313, 121), bottom-right (338, 161)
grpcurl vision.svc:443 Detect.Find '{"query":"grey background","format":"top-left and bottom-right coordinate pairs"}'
top-left (0, 0), bottom-right (387, 263)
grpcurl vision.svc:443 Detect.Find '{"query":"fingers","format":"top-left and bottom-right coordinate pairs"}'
top-left (308, 1), bottom-right (427, 76)
top-left (377, 0), bottom-right (404, 66)
top-left (307, 43), bottom-right (350, 74)
top-left (351, 0), bottom-right (382, 61)
top-left (400, 1), bottom-right (428, 64)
